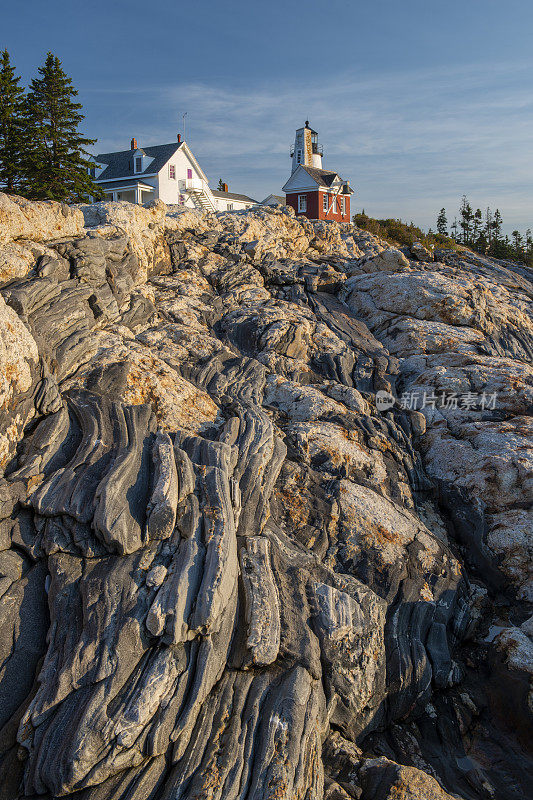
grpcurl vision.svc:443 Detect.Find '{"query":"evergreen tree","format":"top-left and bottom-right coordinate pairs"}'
top-left (459, 195), bottom-right (474, 244)
top-left (484, 207), bottom-right (493, 248)
top-left (512, 230), bottom-right (523, 255)
top-left (492, 209), bottom-right (503, 242)
top-left (475, 231), bottom-right (488, 253)
top-left (451, 217), bottom-right (459, 241)
top-left (472, 208), bottom-right (482, 241)
top-left (0, 49), bottom-right (27, 193)
top-left (525, 229), bottom-right (532, 258)
top-left (25, 52), bottom-right (102, 202)
top-left (217, 178), bottom-right (225, 190)
top-left (436, 208), bottom-right (447, 235)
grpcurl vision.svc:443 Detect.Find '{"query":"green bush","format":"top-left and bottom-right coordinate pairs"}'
top-left (352, 213), bottom-right (462, 252)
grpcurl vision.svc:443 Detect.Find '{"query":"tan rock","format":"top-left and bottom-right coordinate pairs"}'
top-left (359, 757), bottom-right (461, 799)
top-left (0, 295), bottom-right (39, 468)
top-left (0, 192), bottom-right (84, 245)
top-left (61, 340), bottom-right (221, 434)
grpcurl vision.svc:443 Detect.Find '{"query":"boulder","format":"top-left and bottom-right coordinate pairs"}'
top-left (410, 240), bottom-right (434, 261)
top-left (0, 192), bottom-right (84, 244)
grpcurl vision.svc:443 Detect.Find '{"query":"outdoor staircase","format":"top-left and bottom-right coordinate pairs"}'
top-left (187, 185), bottom-right (216, 213)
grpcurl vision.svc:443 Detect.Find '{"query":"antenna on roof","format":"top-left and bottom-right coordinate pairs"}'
top-left (182, 112), bottom-right (188, 141)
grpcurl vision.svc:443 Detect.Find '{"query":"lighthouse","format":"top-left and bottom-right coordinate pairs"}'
top-left (290, 121), bottom-right (323, 173)
top-left (283, 121), bottom-right (353, 221)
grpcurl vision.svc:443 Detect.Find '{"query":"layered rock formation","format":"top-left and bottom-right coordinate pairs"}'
top-left (0, 195), bottom-right (531, 800)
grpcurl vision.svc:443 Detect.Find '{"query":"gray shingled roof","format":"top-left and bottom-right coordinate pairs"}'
top-left (94, 142), bottom-right (183, 181)
top-left (300, 166), bottom-right (339, 187)
top-left (262, 195), bottom-right (286, 205)
top-left (211, 189), bottom-right (258, 203)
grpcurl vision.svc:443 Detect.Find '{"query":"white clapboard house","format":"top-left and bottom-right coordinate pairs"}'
top-left (90, 136), bottom-right (257, 212)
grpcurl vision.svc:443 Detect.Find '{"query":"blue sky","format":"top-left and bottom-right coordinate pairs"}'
top-left (3, 0), bottom-right (532, 232)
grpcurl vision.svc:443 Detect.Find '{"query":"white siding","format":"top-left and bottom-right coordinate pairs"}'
top-left (211, 195), bottom-right (254, 212)
top-left (157, 148), bottom-right (204, 207)
top-left (282, 166), bottom-right (319, 193)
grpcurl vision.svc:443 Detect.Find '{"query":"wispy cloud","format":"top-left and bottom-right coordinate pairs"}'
top-left (85, 59), bottom-right (533, 231)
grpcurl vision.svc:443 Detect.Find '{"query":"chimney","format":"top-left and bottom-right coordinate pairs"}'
top-left (130, 137), bottom-right (137, 150)
top-left (222, 182), bottom-right (228, 193)
top-left (177, 133), bottom-right (181, 143)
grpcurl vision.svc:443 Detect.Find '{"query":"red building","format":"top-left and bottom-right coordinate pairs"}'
top-left (282, 122), bottom-right (353, 221)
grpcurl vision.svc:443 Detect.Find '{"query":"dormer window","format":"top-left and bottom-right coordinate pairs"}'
top-left (134, 156), bottom-right (142, 173)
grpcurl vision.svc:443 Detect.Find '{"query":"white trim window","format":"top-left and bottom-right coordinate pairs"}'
top-left (169, 164), bottom-right (176, 179)
top-left (227, 203), bottom-right (233, 210)
top-left (340, 196), bottom-right (345, 214)
top-left (298, 194), bottom-right (307, 213)
top-left (134, 156), bottom-right (142, 173)
top-left (322, 193), bottom-right (328, 212)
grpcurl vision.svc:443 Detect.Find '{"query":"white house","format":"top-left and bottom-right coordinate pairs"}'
top-left (91, 137), bottom-right (257, 212)
top-left (211, 188), bottom-right (257, 211)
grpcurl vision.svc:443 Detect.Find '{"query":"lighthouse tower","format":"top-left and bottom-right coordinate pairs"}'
top-left (290, 121), bottom-right (323, 174)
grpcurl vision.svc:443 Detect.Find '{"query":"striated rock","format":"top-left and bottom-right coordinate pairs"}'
top-left (0, 195), bottom-right (531, 800)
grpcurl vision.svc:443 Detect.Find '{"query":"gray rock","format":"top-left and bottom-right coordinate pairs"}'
top-left (0, 193), bottom-right (531, 799)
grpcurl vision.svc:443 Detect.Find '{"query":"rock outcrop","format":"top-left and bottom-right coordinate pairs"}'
top-left (0, 195), bottom-right (531, 800)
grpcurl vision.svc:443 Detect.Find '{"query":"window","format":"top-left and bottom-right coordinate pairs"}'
top-left (298, 194), bottom-right (307, 213)
top-left (187, 168), bottom-right (193, 179)
top-left (297, 149), bottom-right (302, 164)
top-left (227, 203), bottom-right (233, 210)
top-left (134, 156), bottom-right (142, 173)
top-left (340, 196), bottom-right (345, 215)
top-left (322, 193), bottom-right (328, 212)
top-left (169, 164), bottom-right (176, 179)
top-left (89, 166), bottom-right (96, 178)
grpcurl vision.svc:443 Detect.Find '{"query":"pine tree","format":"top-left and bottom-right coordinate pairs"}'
top-left (436, 208), bottom-right (447, 235)
top-left (459, 195), bottom-right (474, 245)
top-left (492, 209), bottom-right (503, 243)
top-left (451, 217), bottom-right (459, 241)
top-left (217, 178), bottom-right (225, 190)
top-left (476, 231), bottom-right (488, 254)
top-left (472, 208), bottom-right (482, 241)
top-left (0, 49), bottom-right (27, 193)
top-left (25, 52), bottom-right (102, 202)
top-left (512, 230), bottom-right (523, 255)
top-left (525, 228), bottom-right (532, 256)
top-left (484, 207), bottom-right (493, 248)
